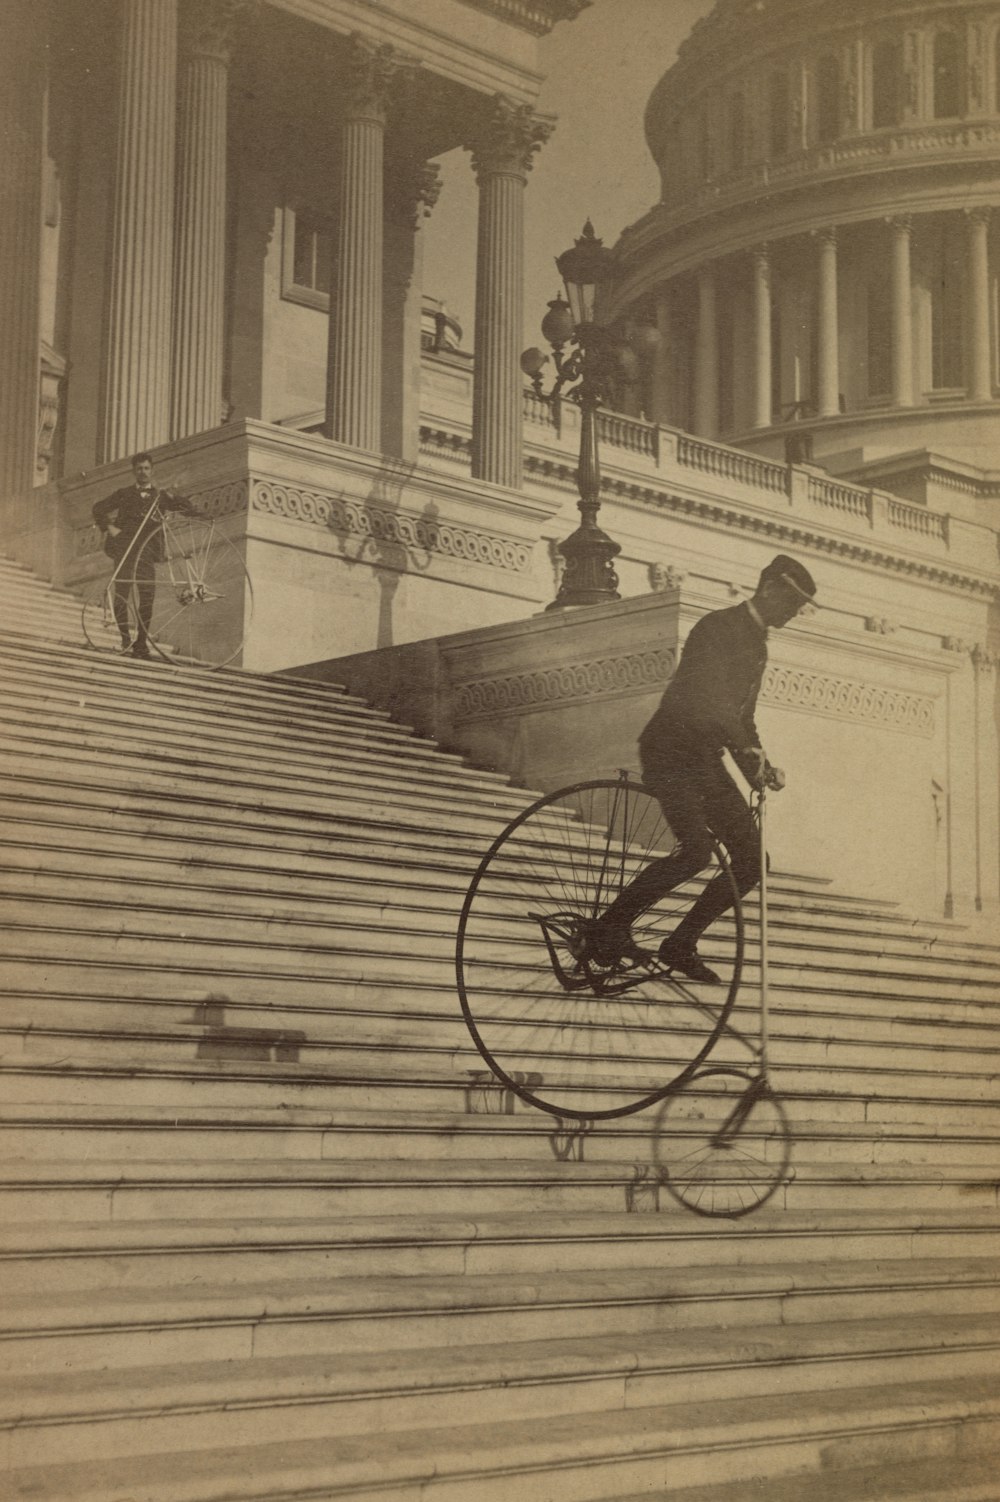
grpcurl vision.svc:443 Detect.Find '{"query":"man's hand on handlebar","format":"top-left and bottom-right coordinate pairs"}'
top-left (742, 747), bottom-right (785, 792)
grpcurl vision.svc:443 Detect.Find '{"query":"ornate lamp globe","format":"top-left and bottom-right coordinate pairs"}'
top-left (556, 220), bottom-right (614, 327)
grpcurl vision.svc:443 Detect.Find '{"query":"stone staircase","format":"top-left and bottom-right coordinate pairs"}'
top-left (1, 550), bottom-right (999, 1501)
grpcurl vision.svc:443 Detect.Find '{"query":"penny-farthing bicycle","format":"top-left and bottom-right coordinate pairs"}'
top-left (456, 771), bottom-right (791, 1217)
top-left (82, 503), bottom-right (252, 669)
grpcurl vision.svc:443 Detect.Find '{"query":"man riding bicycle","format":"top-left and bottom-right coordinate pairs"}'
top-left (587, 553), bottom-right (817, 983)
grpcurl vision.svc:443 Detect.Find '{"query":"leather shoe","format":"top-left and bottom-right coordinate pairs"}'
top-left (658, 936), bottom-right (721, 984)
top-left (584, 921), bottom-right (648, 969)
top-left (130, 641), bottom-right (151, 660)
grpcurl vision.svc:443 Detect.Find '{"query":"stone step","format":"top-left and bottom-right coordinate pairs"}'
top-left (4, 989), bottom-right (1000, 1090)
top-left (4, 1208), bottom-right (998, 1292)
top-left (2, 1102), bottom-right (997, 1170)
top-left (0, 827), bottom-right (971, 956)
top-left (606, 1452), bottom-right (1000, 1502)
top-left (1, 1155), bottom-right (995, 1226)
top-left (3, 1373), bottom-right (998, 1501)
top-left (0, 693), bottom-right (525, 800)
top-left (1, 1314), bottom-right (998, 1469)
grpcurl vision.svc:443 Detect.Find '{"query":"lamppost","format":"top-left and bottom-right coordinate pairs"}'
top-left (521, 220), bottom-right (659, 608)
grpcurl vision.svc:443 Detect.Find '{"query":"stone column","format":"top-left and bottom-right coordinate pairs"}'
top-left (816, 228), bottom-right (840, 418)
top-left (0, 0), bottom-right (45, 494)
top-left (468, 96), bottom-right (552, 489)
top-left (382, 153), bottom-right (442, 460)
top-left (694, 265), bottom-right (719, 437)
top-left (966, 207), bottom-right (992, 402)
top-left (649, 290), bottom-right (673, 425)
top-left (889, 215), bottom-right (914, 407)
top-left (324, 35), bottom-right (398, 452)
top-left (751, 246), bottom-right (772, 428)
top-left (101, 0), bottom-right (178, 463)
top-left (171, 0), bottom-right (244, 439)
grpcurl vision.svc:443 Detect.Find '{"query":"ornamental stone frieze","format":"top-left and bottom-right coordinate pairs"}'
top-left (467, 95), bottom-right (554, 181)
top-left (453, 648), bottom-right (676, 721)
top-left (180, 0), bottom-right (254, 61)
top-left (250, 479), bottom-right (532, 573)
top-left (455, 0), bottom-right (591, 37)
top-left (760, 665), bottom-right (935, 735)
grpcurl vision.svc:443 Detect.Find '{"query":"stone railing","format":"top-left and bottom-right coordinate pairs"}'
top-left (653, 118), bottom-right (1000, 228)
top-left (676, 432), bottom-right (787, 492)
top-left (597, 410), bottom-right (659, 458)
top-left (807, 474), bottom-right (872, 520)
top-left (889, 497), bottom-right (949, 543)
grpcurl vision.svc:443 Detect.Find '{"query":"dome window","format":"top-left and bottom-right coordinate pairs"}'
top-left (768, 71), bottom-right (788, 156)
top-left (816, 53), bottom-right (840, 143)
top-left (729, 91), bottom-right (746, 169)
top-left (933, 30), bottom-right (961, 118)
top-left (872, 38), bottom-right (900, 128)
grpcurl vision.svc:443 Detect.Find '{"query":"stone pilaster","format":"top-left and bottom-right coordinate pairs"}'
top-left (889, 215), bottom-right (914, 407)
top-left (0, 0), bottom-right (45, 494)
top-left (324, 35), bottom-right (399, 453)
top-left (694, 265), bottom-right (718, 437)
top-left (383, 152), bottom-right (442, 460)
top-left (816, 228), bottom-right (839, 418)
top-left (751, 246), bottom-right (772, 429)
top-left (467, 95), bottom-right (552, 489)
top-left (101, 0), bottom-right (178, 462)
top-left (966, 208), bottom-right (992, 402)
top-left (171, 0), bottom-right (247, 438)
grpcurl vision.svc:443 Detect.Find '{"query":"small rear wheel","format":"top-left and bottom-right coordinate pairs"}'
top-left (456, 776), bottom-right (743, 1120)
top-left (653, 1067), bottom-right (792, 1217)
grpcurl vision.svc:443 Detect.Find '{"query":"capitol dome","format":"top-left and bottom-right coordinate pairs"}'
top-left (611, 0), bottom-right (1000, 512)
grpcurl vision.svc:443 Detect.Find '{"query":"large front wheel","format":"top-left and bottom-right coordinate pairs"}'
top-left (133, 516), bottom-right (252, 669)
top-left (456, 776), bottom-right (743, 1120)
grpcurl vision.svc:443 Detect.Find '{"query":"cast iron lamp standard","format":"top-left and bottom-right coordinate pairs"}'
top-left (522, 221), bottom-right (657, 608)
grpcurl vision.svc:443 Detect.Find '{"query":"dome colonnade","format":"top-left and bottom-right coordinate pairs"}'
top-left (611, 0), bottom-right (1000, 472)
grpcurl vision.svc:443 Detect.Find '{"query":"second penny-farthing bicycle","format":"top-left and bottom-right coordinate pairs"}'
top-left (81, 499), bottom-right (252, 669)
top-left (456, 770), bottom-right (791, 1217)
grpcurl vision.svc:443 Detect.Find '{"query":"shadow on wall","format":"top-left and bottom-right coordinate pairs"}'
top-left (324, 457), bottom-right (440, 649)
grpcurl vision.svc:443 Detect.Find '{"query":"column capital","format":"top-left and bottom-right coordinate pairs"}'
top-left (386, 153), bottom-right (442, 230)
top-left (813, 225), bottom-right (838, 248)
top-left (887, 213), bottom-right (913, 235)
top-left (341, 33), bottom-right (401, 125)
top-left (972, 643), bottom-right (1000, 675)
top-left (965, 205), bottom-right (993, 229)
top-left (180, 0), bottom-right (254, 62)
top-left (467, 95), bottom-right (553, 182)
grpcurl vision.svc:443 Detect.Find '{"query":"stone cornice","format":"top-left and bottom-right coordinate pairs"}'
top-left (454, 0), bottom-right (592, 35)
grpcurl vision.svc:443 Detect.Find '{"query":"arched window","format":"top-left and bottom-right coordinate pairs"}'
top-left (933, 31), bottom-right (961, 117)
top-left (816, 53), bottom-right (840, 142)
top-left (872, 38), bottom-right (900, 128)
top-left (768, 71), bottom-right (789, 156)
top-left (928, 221), bottom-right (964, 389)
top-left (729, 92), bottom-right (746, 169)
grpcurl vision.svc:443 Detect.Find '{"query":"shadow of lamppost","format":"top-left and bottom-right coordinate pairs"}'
top-left (521, 220), bottom-right (660, 609)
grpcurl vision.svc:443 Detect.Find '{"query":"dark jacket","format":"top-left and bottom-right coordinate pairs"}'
top-left (640, 602), bottom-right (768, 780)
top-left (92, 485), bottom-right (190, 563)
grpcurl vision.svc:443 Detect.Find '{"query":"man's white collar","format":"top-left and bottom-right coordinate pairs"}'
top-left (745, 600), bottom-right (767, 634)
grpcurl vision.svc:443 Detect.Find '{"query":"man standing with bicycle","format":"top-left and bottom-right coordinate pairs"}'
top-left (92, 453), bottom-right (193, 659)
top-left (588, 553), bottom-right (817, 982)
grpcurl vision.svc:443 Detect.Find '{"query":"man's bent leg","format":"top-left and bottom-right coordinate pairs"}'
top-left (667, 764), bottom-right (761, 952)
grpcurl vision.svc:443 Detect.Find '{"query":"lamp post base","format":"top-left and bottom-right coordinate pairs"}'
top-left (547, 519), bottom-right (621, 609)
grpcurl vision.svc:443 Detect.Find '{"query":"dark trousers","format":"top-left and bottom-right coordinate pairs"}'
top-left (109, 541), bottom-right (156, 647)
top-left (605, 738), bottom-right (763, 946)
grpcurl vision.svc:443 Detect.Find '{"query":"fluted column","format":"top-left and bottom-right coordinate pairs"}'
top-left (649, 291), bottom-right (673, 424)
top-left (171, 1), bottom-right (244, 438)
top-left (751, 246), bottom-right (772, 428)
top-left (694, 265), bottom-right (719, 437)
top-left (101, 0), bottom-right (178, 463)
top-left (966, 207), bottom-right (992, 402)
top-left (468, 96), bottom-right (552, 489)
top-left (816, 228), bottom-right (839, 418)
top-left (324, 36), bottom-right (398, 452)
top-left (889, 215), bottom-right (914, 407)
top-left (383, 154), bottom-right (442, 459)
top-left (0, 0), bottom-right (44, 494)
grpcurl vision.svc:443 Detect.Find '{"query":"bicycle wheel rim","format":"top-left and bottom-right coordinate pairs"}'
top-left (134, 517), bottom-right (252, 670)
top-left (456, 777), bottom-right (743, 1121)
top-left (654, 1066), bottom-right (792, 1218)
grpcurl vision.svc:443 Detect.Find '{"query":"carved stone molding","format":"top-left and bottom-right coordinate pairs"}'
top-left (453, 648), bottom-right (675, 721)
top-left (972, 643), bottom-right (1000, 675)
top-left (385, 156), bottom-right (442, 230)
top-left (942, 635), bottom-right (971, 654)
top-left (761, 666), bottom-right (934, 736)
top-left (341, 34), bottom-right (400, 124)
top-left (250, 479), bottom-right (531, 572)
top-left (456, 0), bottom-right (591, 36)
top-left (180, 0), bottom-right (254, 62)
top-left (864, 616), bottom-right (897, 635)
top-left (468, 95), bottom-right (554, 181)
top-left (649, 561), bottom-right (686, 592)
top-left (189, 480), bottom-right (249, 518)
